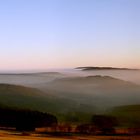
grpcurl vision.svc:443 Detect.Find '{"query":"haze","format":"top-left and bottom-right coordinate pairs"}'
top-left (0, 69), bottom-right (140, 86)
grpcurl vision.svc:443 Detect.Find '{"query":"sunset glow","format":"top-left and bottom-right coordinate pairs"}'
top-left (0, 0), bottom-right (140, 70)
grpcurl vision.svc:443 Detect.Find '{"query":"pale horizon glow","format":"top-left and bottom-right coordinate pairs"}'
top-left (0, 0), bottom-right (140, 71)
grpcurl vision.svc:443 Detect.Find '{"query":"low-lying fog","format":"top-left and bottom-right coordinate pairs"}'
top-left (74, 69), bottom-right (140, 85)
top-left (0, 69), bottom-right (140, 86)
top-left (0, 69), bottom-right (140, 110)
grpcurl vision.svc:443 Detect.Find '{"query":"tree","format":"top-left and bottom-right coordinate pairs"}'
top-left (91, 115), bottom-right (118, 135)
top-left (0, 107), bottom-right (57, 131)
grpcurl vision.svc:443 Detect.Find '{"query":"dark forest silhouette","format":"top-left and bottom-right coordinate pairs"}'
top-left (0, 107), bottom-right (57, 131)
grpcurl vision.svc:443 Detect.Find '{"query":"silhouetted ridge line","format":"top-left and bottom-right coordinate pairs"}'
top-left (76, 66), bottom-right (139, 71)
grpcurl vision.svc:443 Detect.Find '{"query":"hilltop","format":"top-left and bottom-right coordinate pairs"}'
top-left (76, 66), bottom-right (139, 71)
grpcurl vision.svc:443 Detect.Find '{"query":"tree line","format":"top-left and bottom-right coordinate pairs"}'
top-left (0, 106), bottom-right (139, 135)
top-left (0, 107), bottom-right (57, 131)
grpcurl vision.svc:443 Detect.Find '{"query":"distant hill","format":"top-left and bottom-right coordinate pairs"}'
top-left (1, 75), bottom-right (140, 123)
top-left (76, 66), bottom-right (139, 71)
top-left (0, 72), bottom-right (63, 76)
top-left (45, 75), bottom-right (140, 110)
top-left (0, 72), bottom-right (66, 87)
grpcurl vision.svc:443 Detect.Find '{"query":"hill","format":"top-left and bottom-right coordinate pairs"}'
top-left (44, 75), bottom-right (140, 110)
top-left (109, 105), bottom-right (140, 127)
top-left (76, 66), bottom-right (139, 71)
top-left (1, 75), bottom-right (140, 123)
top-left (0, 84), bottom-right (95, 122)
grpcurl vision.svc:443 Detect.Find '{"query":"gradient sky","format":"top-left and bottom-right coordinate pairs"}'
top-left (0, 0), bottom-right (140, 70)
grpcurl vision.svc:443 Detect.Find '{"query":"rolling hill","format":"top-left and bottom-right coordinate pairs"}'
top-left (43, 75), bottom-right (140, 110)
top-left (0, 75), bottom-right (140, 123)
top-left (109, 105), bottom-right (140, 127)
top-left (0, 84), bottom-right (96, 122)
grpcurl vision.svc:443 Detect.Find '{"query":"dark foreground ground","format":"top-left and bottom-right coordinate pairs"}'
top-left (0, 130), bottom-right (139, 140)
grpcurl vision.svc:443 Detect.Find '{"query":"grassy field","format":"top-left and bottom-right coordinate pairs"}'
top-left (0, 130), bottom-right (139, 140)
top-left (0, 135), bottom-right (139, 140)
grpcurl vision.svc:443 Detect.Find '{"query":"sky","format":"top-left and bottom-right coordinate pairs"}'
top-left (0, 0), bottom-right (140, 70)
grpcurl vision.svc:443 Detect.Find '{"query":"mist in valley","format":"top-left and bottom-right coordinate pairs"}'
top-left (0, 69), bottom-right (140, 85)
top-left (0, 69), bottom-right (140, 112)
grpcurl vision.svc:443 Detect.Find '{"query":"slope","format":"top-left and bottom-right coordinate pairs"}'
top-left (43, 75), bottom-right (140, 109)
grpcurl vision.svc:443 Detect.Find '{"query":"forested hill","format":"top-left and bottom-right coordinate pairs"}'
top-left (0, 84), bottom-right (95, 115)
top-left (0, 105), bottom-right (57, 131)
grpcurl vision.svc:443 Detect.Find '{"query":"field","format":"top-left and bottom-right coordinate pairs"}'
top-left (0, 130), bottom-right (139, 140)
